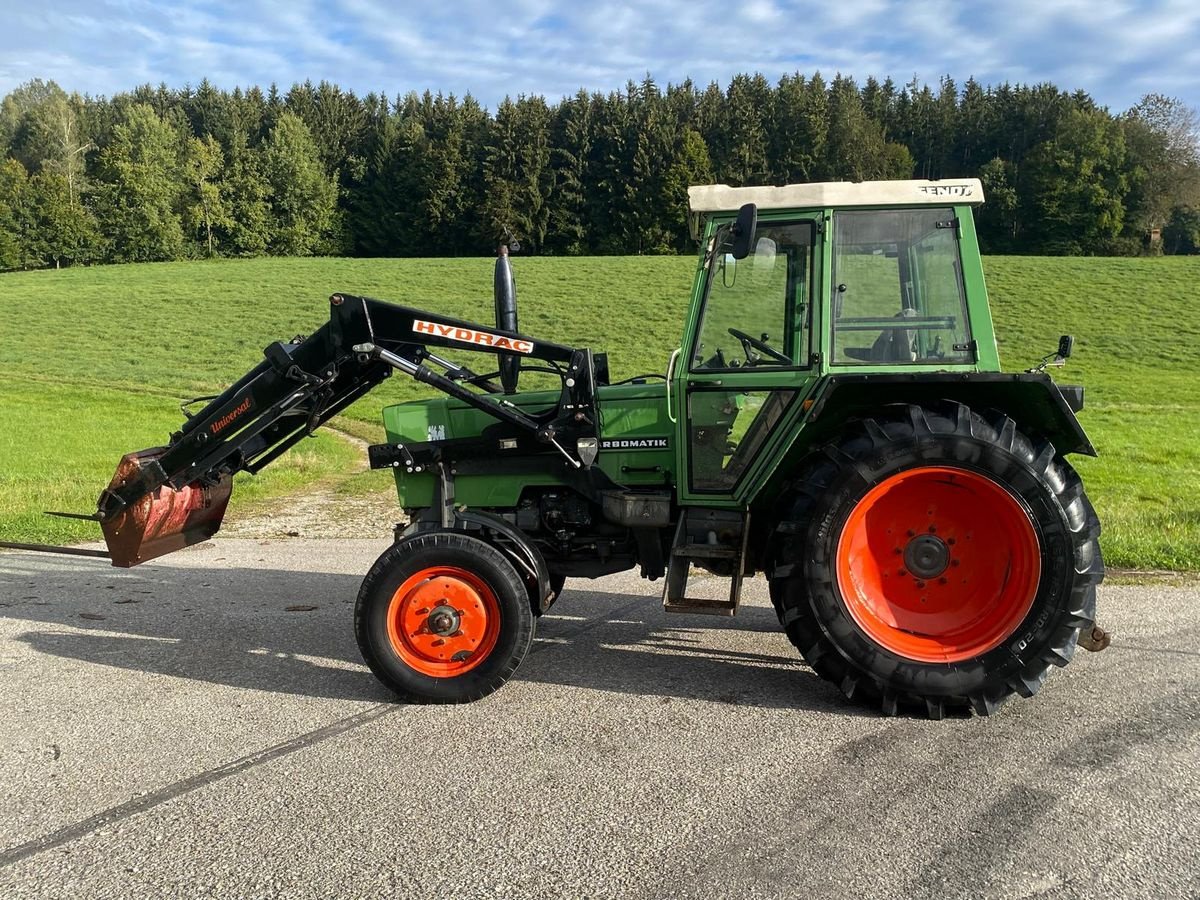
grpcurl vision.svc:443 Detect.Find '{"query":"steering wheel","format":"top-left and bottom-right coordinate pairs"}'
top-left (728, 328), bottom-right (791, 365)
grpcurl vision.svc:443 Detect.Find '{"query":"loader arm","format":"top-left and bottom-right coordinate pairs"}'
top-left (90, 292), bottom-right (601, 566)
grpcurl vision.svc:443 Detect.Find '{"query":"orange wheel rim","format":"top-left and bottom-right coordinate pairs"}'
top-left (835, 466), bottom-right (1041, 663)
top-left (385, 566), bottom-right (501, 676)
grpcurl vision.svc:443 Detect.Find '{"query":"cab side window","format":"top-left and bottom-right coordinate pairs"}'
top-left (831, 209), bottom-right (974, 365)
top-left (693, 221), bottom-right (815, 371)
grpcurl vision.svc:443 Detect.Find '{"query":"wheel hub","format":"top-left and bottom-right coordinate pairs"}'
top-left (834, 466), bottom-right (1042, 664)
top-left (904, 533), bottom-right (950, 579)
top-left (385, 567), bottom-right (502, 677)
top-left (426, 603), bottom-right (461, 636)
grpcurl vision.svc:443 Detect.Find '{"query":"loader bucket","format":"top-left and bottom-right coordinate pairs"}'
top-left (99, 449), bottom-right (233, 567)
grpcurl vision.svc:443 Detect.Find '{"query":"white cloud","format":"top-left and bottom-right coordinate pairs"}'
top-left (1, 0), bottom-right (1197, 112)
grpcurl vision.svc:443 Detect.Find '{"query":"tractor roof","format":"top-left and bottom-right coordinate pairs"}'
top-left (688, 178), bottom-right (985, 216)
top-left (687, 178), bottom-right (985, 240)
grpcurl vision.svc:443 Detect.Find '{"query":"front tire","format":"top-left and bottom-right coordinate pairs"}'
top-left (769, 402), bottom-right (1103, 718)
top-left (356, 531), bottom-right (535, 703)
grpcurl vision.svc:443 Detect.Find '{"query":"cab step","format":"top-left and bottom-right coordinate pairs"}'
top-left (663, 595), bottom-right (738, 615)
top-left (671, 543), bottom-right (739, 560)
top-left (663, 508), bottom-right (749, 616)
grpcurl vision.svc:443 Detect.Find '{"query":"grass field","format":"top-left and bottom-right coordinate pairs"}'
top-left (1, 253), bottom-right (1198, 570)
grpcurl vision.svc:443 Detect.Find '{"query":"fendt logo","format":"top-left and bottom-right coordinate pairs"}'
top-left (918, 183), bottom-right (974, 197)
top-left (413, 320), bottom-right (534, 354)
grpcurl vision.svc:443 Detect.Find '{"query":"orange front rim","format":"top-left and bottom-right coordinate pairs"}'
top-left (835, 466), bottom-right (1041, 664)
top-left (386, 566), bottom-right (501, 677)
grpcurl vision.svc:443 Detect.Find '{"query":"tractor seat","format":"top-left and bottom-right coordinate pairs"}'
top-left (843, 309), bottom-right (918, 362)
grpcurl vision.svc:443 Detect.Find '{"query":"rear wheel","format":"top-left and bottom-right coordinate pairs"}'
top-left (355, 531), bottom-right (535, 703)
top-left (769, 402), bottom-right (1103, 718)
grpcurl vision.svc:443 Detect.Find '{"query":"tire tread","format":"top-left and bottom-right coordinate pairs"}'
top-left (768, 401), bottom-right (1104, 718)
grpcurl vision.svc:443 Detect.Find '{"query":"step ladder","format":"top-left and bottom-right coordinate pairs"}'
top-left (663, 508), bottom-right (750, 616)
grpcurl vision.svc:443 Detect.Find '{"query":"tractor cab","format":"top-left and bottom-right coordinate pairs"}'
top-left (674, 180), bottom-right (1000, 505)
top-left (685, 179), bottom-right (995, 376)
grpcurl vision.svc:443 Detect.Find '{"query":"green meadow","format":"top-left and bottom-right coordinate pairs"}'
top-left (1, 254), bottom-right (1197, 570)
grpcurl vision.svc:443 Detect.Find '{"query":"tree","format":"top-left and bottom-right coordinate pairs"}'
top-left (27, 171), bottom-right (100, 267)
top-left (417, 93), bottom-right (488, 254)
top-left (662, 127), bottom-right (714, 249)
top-left (285, 80), bottom-right (364, 175)
top-left (1, 81), bottom-right (95, 241)
top-left (482, 96), bottom-right (553, 252)
top-left (546, 90), bottom-right (593, 255)
top-left (94, 103), bottom-right (184, 262)
top-left (261, 111), bottom-right (338, 255)
top-left (31, 92), bottom-right (93, 205)
top-left (977, 156), bottom-right (1021, 251)
top-left (220, 127), bottom-right (272, 256)
top-left (3, 69), bottom-right (1191, 262)
top-left (183, 78), bottom-right (230, 145)
top-left (717, 73), bottom-right (771, 185)
top-left (770, 73), bottom-right (827, 183)
top-left (624, 77), bottom-right (677, 253)
top-left (902, 78), bottom-right (940, 178)
top-left (1, 79), bottom-right (67, 167)
top-left (954, 78), bottom-right (992, 172)
top-left (1121, 94), bottom-right (1200, 241)
top-left (586, 90), bottom-right (633, 253)
top-left (182, 134), bottom-right (232, 256)
top-left (1163, 205), bottom-right (1200, 254)
top-left (825, 75), bottom-right (904, 180)
top-left (346, 95), bottom-right (419, 256)
top-left (0, 158), bottom-right (33, 269)
top-left (1023, 108), bottom-right (1128, 254)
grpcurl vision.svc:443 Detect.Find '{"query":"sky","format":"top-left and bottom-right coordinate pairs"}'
top-left (1, 0), bottom-right (1198, 114)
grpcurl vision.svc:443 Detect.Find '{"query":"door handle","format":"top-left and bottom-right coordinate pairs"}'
top-left (665, 348), bottom-right (681, 424)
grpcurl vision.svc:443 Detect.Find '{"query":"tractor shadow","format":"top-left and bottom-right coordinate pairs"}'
top-left (521, 592), bottom-right (851, 712)
top-left (1, 553), bottom-right (844, 711)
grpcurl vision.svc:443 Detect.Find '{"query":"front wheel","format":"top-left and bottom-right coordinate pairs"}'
top-left (355, 531), bottom-right (535, 703)
top-left (769, 402), bottom-right (1103, 718)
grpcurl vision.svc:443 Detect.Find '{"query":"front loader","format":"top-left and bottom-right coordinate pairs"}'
top-left (3, 179), bottom-right (1107, 717)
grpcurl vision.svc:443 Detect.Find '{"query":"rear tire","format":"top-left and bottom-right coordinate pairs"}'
top-left (769, 402), bottom-right (1103, 718)
top-left (356, 531), bottom-right (535, 703)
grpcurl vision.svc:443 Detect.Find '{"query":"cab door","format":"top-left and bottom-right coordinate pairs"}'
top-left (673, 217), bottom-right (822, 506)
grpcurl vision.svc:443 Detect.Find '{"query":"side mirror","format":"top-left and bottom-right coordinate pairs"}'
top-left (1027, 333), bottom-right (1076, 373)
top-left (748, 237), bottom-right (777, 286)
top-left (730, 203), bottom-right (757, 260)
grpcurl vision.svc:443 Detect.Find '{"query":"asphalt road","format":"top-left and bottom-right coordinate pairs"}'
top-left (1, 539), bottom-right (1197, 899)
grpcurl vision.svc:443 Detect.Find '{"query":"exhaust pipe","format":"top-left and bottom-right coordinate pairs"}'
top-left (494, 243), bottom-right (520, 394)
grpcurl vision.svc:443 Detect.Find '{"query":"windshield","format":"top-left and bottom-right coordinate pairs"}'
top-left (692, 220), bottom-right (815, 371)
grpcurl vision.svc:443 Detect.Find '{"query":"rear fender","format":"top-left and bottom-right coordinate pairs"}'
top-left (800, 372), bottom-right (1095, 457)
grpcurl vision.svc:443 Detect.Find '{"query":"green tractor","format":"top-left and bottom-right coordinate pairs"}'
top-left (361, 179), bottom-right (1105, 716)
top-left (12, 179), bottom-right (1105, 717)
